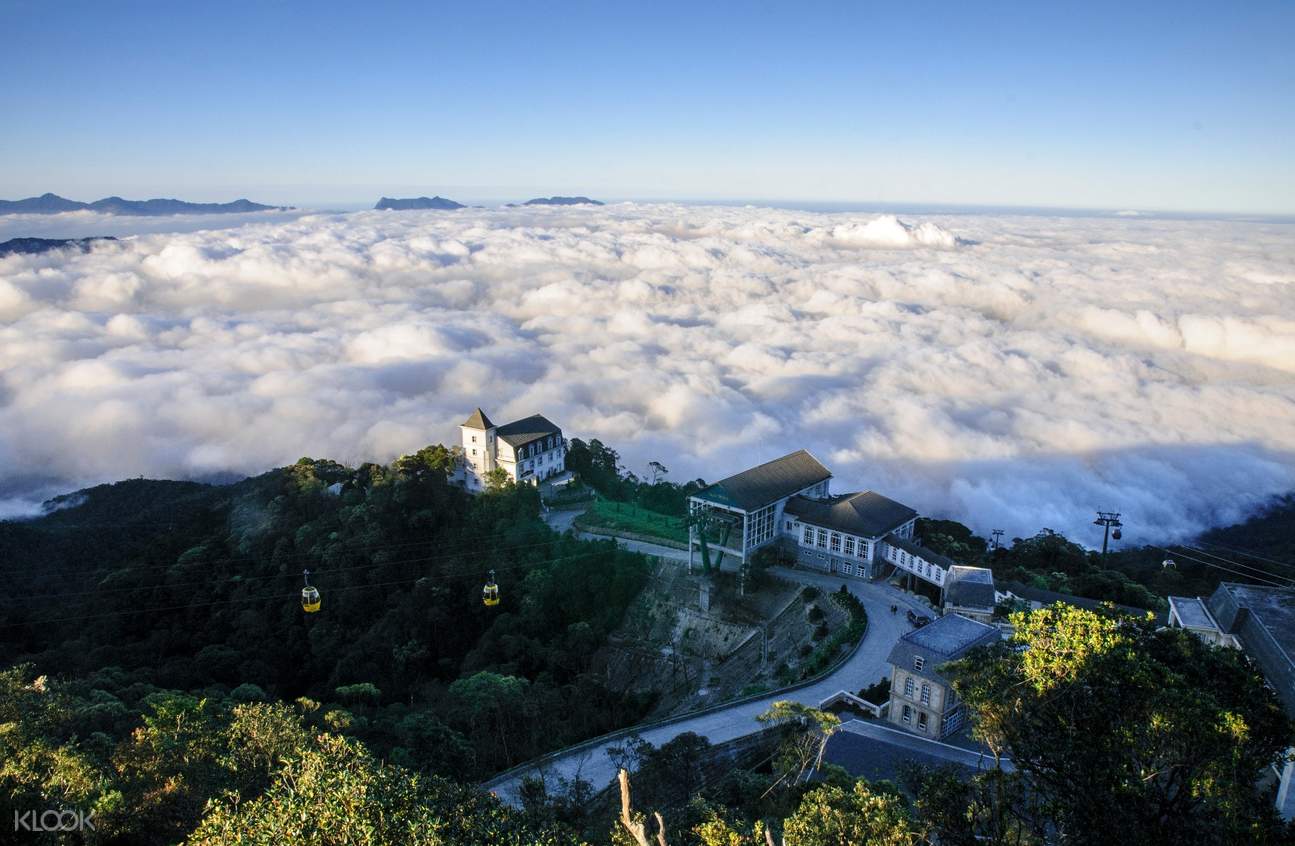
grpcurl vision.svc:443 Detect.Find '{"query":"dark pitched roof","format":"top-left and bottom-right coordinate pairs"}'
top-left (884, 534), bottom-right (957, 570)
top-left (692, 450), bottom-right (831, 512)
top-left (824, 729), bottom-right (982, 784)
top-left (786, 491), bottom-right (917, 539)
top-left (1204, 583), bottom-right (1295, 716)
top-left (461, 408), bottom-right (494, 430)
top-left (494, 414), bottom-right (561, 449)
top-left (886, 613), bottom-right (1000, 685)
top-left (944, 566), bottom-right (996, 610)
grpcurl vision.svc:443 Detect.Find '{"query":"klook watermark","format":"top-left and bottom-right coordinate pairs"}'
top-left (14, 808), bottom-right (95, 833)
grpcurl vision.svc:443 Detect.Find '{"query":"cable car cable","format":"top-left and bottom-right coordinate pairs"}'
top-left (0, 548), bottom-right (625, 630)
top-left (1176, 544), bottom-right (1295, 585)
top-left (1152, 546), bottom-right (1291, 588)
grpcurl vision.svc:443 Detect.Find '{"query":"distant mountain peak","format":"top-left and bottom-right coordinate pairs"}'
top-left (0, 236), bottom-right (118, 258)
top-left (375, 196), bottom-right (466, 211)
top-left (0, 194), bottom-right (292, 216)
top-left (522, 196), bottom-right (604, 206)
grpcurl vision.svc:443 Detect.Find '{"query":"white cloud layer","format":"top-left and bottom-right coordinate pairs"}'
top-left (2, 204), bottom-right (1294, 545)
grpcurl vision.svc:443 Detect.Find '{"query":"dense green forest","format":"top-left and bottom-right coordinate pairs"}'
top-left (2, 605), bottom-right (1288, 844)
top-left (2, 441), bottom-right (1293, 843)
top-left (0, 447), bottom-right (654, 790)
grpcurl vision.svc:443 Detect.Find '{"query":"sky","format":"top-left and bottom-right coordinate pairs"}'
top-left (1, 0), bottom-right (1293, 213)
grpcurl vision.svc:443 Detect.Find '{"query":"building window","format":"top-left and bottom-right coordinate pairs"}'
top-left (843, 537), bottom-right (855, 556)
top-left (860, 541), bottom-right (870, 558)
top-left (830, 533), bottom-right (841, 553)
top-left (918, 712), bottom-right (928, 731)
top-left (920, 683), bottom-right (930, 704)
top-left (471, 435), bottom-right (477, 443)
top-left (913, 656), bottom-right (925, 672)
top-left (902, 705), bottom-right (912, 724)
top-left (803, 526), bottom-right (814, 545)
top-left (816, 529), bottom-right (827, 548)
top-left (471, 448), bottom-right (477, 456)
top-left (904, 677), bottom-right (914, 696)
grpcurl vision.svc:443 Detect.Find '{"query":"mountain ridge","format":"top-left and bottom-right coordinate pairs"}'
top-left (374, 195), bottom-right (465, 210)
top-left (0, 192), bottom-right (292, 216)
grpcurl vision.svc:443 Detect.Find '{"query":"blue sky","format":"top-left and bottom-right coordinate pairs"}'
top-left (1, 0), bottom-right (1292, 212)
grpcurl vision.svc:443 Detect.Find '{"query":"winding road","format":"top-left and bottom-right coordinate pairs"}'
top-left (483, 525), bottom-right (967, 804)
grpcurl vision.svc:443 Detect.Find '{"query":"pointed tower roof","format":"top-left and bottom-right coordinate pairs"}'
top-left (461, 408), bottom-right (494, 430)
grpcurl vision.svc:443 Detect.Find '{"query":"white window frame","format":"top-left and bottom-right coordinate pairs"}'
top-left (913, 656), bottom-right (925, 672)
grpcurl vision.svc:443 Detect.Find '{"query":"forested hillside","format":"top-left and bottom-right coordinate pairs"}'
top-left (0, 447), bottom-right (653, 791)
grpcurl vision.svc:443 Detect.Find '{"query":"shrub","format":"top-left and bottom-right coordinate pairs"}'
top-left (230, 683), bottom-right (269, 703)
top-left (807, 605), bottom-right (825, 623)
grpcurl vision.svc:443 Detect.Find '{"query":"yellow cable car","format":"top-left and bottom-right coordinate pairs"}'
top-left (482, 570), bottom-right (500, 607)
top-left (302, 569), bottom-right (321, 613)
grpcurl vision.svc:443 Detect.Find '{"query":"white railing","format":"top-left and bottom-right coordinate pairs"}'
top-left (819, 690), bottom-right (889, 719)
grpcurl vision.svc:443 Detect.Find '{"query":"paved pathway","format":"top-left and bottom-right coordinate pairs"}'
top-left (484, 556), bottom-right (946, 804)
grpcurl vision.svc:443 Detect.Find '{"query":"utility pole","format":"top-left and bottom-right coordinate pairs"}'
top-left (990, 529), bottom-right (1004, 551)
top-left (1093, 511), bottom-right (1123, 560)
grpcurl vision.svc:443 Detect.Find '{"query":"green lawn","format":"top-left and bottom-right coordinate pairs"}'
top-left (579, 497), bottom-right (689, 544)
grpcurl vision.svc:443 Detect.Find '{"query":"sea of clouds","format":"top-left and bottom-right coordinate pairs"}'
top-left (1, 203), bottom-right (1293, 545)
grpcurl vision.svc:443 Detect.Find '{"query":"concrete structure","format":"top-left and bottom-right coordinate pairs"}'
top-left (942, 566), bottom-right (997, 624)
top-left (1167, 582), bottom-right (1295, 820)
top-left (459, 408), bottom-right (566, 490)
top-left (1166, 595), bottom-right (1239, 648)
top-left (886, 613), bottom-right (1000, 739)
top-left (687, 450), bottom-right (951, 586)
top-left (1168, 582), bottom-right (1295, 713)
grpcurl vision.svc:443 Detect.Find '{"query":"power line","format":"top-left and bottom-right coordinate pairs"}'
top-left (1155, 546), bottom-right (1291, 588)
top-left (1176, 544), bottom-right (1295, 585)
top-left (1193, 539), bottom-right (1295, 572)
top-left (0, 524), bottom-right (573, 581)
top-left (1, 536), bottom-right (577, 603)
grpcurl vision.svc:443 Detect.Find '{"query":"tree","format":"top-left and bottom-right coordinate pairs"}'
top-left (780, 781), bottom-right (922, 846)
top-left (189, 733), bottom-right (580, 846)
top-left (755, 702), bottom-right (841, 793)
top-left (947, 604), bottom-right (1292, 845)
top-left (484, 467), bottom-right (513, 493)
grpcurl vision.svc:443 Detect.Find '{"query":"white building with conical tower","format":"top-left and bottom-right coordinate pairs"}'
top-left (459, 408), bottom-right (566, 491)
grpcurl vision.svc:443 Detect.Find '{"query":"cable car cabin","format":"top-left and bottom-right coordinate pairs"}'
top-left (483, 571), bottom-right (500, 607)
top-left (302, 586), bottom-right (321, 613)
top-left (1112, 528), bottom-right (1122, 541)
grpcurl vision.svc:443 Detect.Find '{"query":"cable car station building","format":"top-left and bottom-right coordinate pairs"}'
top-left (687, 450), bottom-right (931, 581)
